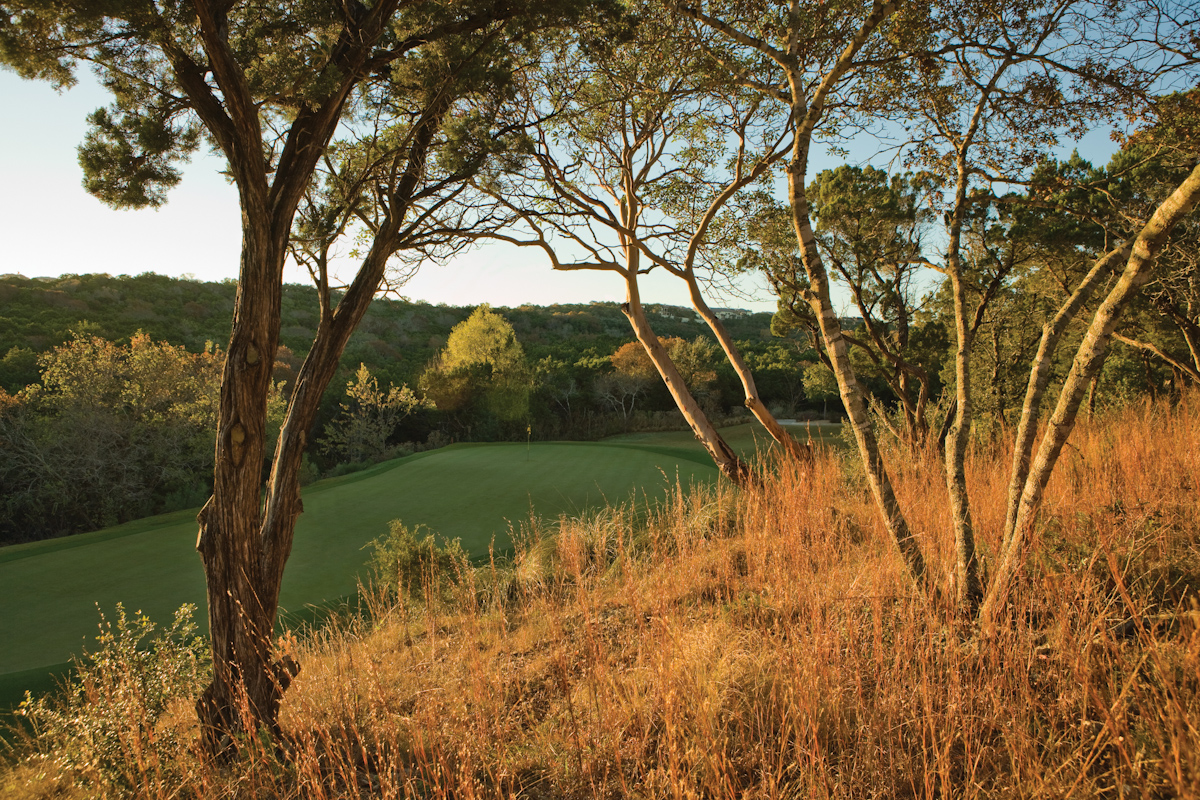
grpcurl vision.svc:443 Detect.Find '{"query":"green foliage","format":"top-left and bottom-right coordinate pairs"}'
top-left (442, 304), bottom-right (526, 374)
top-left (0, 347), bottom-right (38, 393)
top-left (14, 603), bottom-right (210, 794)
top-left (367, 520), bottom-right (467, 603)
top-left (667, 336), bottom-right (721, 405)
top-left (0, 272), bottom-right (803, 477)
top-left (319, 363), bottom-right (427, 466)
top-left (0, 331), bottom-right (225, 541)
top-left (79, 104), bottom-right (200, 210)
top-left (802, 362), bottom-right (839, 404)
top-left (422, 305), bottom-right (532, 429)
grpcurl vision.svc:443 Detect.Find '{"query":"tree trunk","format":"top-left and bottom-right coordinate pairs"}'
top-left (622, 304), bottom-right (750, 483)
top-left (981, 161), bottom-right (1200, 631)
top-left (622, 270), bottom-right (750, 483)
top-left (787, 158), bottom-right (930, 593)
top-left (1000, 244), bottom-right (1129, 556)
top-left (193, 85), bottom-right (448, 751)
top-left (195, 238), bottom-right (413, 753)
top-left (195, 219), bottom-right (291, 753)
top-left (944, 269), bottom-right (983, 615)
top-left (685, 275), bottom-right (810, 461)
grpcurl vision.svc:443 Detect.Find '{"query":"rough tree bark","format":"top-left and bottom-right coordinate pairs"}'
top-left (194, 66), bottom-right (457, 751)
top-left (187, 0), bottom-right (401, 749)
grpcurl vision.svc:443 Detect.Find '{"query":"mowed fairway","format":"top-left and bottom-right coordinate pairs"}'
top-left (0, 421), bottom-right (840, 701)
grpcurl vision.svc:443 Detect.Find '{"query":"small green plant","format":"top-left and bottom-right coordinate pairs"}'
top-left (14, 603), bottom-right (210, 795)
top-left (367, 520), bottom-right (468, 603)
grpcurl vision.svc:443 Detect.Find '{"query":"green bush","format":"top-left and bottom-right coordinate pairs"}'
top-left (14, 603), bottom-right (210, 794)
top-left (367, 520), bottom-right (468, 603)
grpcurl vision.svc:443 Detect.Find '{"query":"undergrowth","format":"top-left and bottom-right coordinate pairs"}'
top-left (3, 396), bottom-right (1198, 798)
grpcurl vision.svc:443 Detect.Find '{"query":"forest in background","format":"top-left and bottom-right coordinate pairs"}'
top-left (1, 99), bottom-right (1197, 553)
top-left (0, 272), bottom-right (821, 543)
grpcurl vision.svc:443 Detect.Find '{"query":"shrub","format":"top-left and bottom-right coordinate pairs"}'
top-left (14, 603), bottom-right (210, 796)
top-left (366, 520), bottom-right (468, 604)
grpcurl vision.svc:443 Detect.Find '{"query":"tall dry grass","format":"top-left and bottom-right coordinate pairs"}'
top-left (4, 396), bottom-right (1198, 798)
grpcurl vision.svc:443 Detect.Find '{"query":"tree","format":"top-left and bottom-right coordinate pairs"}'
top-left (678, 0), bottom-right (934, 589)
top-left (981, 95), bottom-right (1200, 629)
top-left (594, 342), bottom-right (654, 423)
top-left (594, 337), bottom-right (719, 425)
top-left (481, 3), bottom-right (803, 481)
top-left (772, 165), bottom-right (943, 443)
top-left (443, 305), bottom-right (527, 376)
top-left (801, 362), bottom-right (840, 408)
top-left (872, 0), bottom-right (1159, 611)
top-left (422, 305), bottom-right (531, 431)
top-left (1, 0), bottom-right (601, 749)
top-left (1104, 103), bottom-right (1200, 385)
top-left (684, 0), bottom-right (1200, 626)
top-left (0, 346), bottom-right (39, 393)
top-left (0, 332), bottom-right (226, 541)
top-left (319, 363), bottom-right (425, 465)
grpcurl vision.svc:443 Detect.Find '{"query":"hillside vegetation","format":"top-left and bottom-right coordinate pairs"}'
top-left (4, 395), bottom-right (1197, 799)
top-left (0, 272), bottom-right (786, 396)
top-left (0, 273), bottom-right (820, 544)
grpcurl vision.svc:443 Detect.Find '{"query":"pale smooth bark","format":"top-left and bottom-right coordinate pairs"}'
top-left (789, 162), bottom-right (930, 590)
top-left (686, 279), bottom-right (810, 460)
top-left (768, 0), bottom-right (931, 591)
top-left (933, 42), bottom-right (1022, 614)
top-left (981, 160), bottom-right (1200, 629)
top-left (945, 269), bottom-right (983, 613)
top-left (623, 246), bottom-right (751, 482)
top-left (1001, 243), bottom-right (1131, 554)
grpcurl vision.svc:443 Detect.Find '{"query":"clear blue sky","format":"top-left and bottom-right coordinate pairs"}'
top-left (1, 68), bottom-right (1119, 313)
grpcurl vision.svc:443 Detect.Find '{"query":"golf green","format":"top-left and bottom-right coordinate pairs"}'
top-left (0, 440), bottom-right (704, 677)
top-left (0, 422), bottom-right (841, 695)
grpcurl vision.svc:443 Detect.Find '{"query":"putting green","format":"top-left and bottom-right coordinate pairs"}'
top-left (0, 422), bottom-right (841, 697)
top-left (0, 439), bottom-right (697, 677)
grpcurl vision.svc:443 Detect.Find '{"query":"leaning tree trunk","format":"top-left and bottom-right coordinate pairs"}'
top-left (622, 256), bottom-right (751, 483)
top-left (786, 157), bottom-right (930, 593)
top-left (981, 161), bottom-right (1200, 631)
top-left (685, 274), bottom-right (810, 461)
top-left (1001, 244), bottom-right (1130, 555)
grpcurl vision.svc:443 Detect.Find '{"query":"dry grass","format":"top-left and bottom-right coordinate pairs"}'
top-left (4, 396), bottom-right (1199, 798)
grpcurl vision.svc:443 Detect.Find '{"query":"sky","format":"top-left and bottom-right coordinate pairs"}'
top-left (0, 70), bottom-right (788, 312)
top-left (1, 68), bottom-right (1121, 314)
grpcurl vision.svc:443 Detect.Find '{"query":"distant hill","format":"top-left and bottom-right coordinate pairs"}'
top-left (0, 272), bottom-right (784, 393)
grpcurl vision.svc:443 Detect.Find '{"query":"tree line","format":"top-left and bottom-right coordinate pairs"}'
top-left (0, 293), bottom-right (819, 543)
top-left (2, 0), bottom-right (1196, 752)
